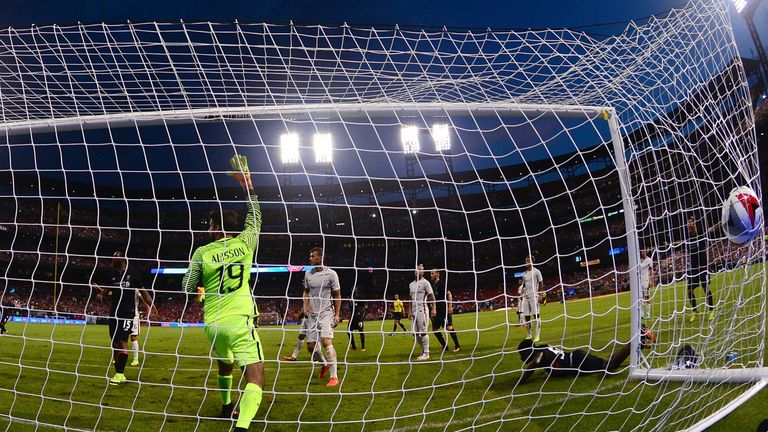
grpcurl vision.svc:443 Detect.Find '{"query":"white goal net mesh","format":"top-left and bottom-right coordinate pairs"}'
top-left (0, 1), bottom-right (765, 431)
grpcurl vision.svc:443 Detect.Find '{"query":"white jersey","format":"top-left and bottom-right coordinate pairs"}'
top-left (409, 278), bottom-right (433, 316)
top-left (303, 267), bottom-right (340, 315)
top-left (639, 257), bottom-right (653, 287)
top-left (521, 267), bottom-right (543, 298)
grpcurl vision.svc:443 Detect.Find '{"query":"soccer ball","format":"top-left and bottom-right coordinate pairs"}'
top-left (721, 186), bottom-right (763, 245)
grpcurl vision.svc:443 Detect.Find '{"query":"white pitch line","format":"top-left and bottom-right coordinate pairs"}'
top-left (374, 382), bottom-right (625, 432)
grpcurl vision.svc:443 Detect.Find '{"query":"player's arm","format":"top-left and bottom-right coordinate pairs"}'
top-left (182, 248), bottom-right (203, 295)
top-left (303, 276), bottom-right (311, 316)
top-left (427, 292), bottom-right (436, 318)
top-left (230, 155), bottom-right (262, 252)
top-left (331, 272), bottom-right (342, 327)
top-left (138, 288), bottom-right (158, 319)
top-left (518, 352), bottom-right (543, 385)
top-left (447, 290), bottom-right (454, 314)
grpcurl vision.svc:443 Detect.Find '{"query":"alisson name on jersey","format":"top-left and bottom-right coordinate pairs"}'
top-left (211, 247), bottom-right (247, 263)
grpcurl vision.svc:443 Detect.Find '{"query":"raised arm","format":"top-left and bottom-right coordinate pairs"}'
top-left (230, 155), bottom-right (262, 252)
top-left (236, 192), bottom-right (262, 252)
top-left (182, 248), bottom-right (203, 294)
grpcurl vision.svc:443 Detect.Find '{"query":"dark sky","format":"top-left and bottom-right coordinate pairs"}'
top-left (1, 0), bottom-right (765, 59)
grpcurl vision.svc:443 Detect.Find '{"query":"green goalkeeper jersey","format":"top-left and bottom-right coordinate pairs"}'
top-left (182, 194), bottom-right (261, 323)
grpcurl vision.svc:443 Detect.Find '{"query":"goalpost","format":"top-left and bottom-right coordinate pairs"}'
top-left (0, 1), bottom-right (765, 431)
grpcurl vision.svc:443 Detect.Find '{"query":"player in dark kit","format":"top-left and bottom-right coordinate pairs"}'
top-left (430, 269), bottom-right (460, 352)
top-left (93, 250), bottom-right (156, 386)
top-left (686, 216), bottom-right (717, 322)
top-left (348, 288), bottom-right (367, 351)
top-left (517, 326), bottom-right (655, 384)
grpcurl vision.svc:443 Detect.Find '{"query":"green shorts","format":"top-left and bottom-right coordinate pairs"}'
top-left (204, 315), bottom-right (264, 367)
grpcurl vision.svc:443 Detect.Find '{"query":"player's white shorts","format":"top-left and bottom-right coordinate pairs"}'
top-left (516, 296), bottom-right (526, 315)
top-left (412, 312), bottom-right (428, 335)
top-left (299, 317), bottom-right (308, 336)
top-left (306, 311), bottom-right (334, 342)
top-left (520, 296), bottom-right (539, 317)
top-left (641, 281), bottom-right (650, 299)
top-left (130, 315), bottom-right (140, 337)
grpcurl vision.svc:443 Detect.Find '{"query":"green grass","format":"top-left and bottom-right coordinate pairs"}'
top-left (0, 265), bottom-right (765, 432)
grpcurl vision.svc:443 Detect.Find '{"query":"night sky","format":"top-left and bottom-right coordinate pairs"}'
top-left (1, 0), bottom-right (765, 59)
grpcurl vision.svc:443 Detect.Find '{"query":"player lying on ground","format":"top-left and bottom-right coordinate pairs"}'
top-left (182, 155), bottom-right (264, 431)
top-left (517, 325), bottom-right (655, 384)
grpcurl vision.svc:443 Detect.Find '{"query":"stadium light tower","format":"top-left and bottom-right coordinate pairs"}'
top-left (313, 133), bottom-right (333, 163)
top-left (733, 0), bottom-right (768, 93)
top-left (401, 126), bottom-right (420, 153)
top-left (431, 124), bottom-right (451, 152)
top-left (280, 133), bottom-right (300, 164)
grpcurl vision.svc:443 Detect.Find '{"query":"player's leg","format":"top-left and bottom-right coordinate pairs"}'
top-left (531, 299), bottom-right (541, 342)
top-left (417, 314), bottom-right (429, 359)
top-left (348, 319), bottom-right (357, 350)
top-left (235, 361), bottom-right (265, 432)
top-left (687, 277), bottom-right (699, 321)
top-left (205, 321), bottom-right (237, 417)
top-left (358, 321), bottom-right (365, 351)
top-left (446, 315), bottom-right (460, 351)
top-left (110, 319), bottom-right (131, 385)
top-left (391, 316), bottom-right (398, 335)
top-left (432, 318), bottom-right (447, 350)
top-left (704, 274), bottom-right (715, 320)
top-left (397, 315), bottom-right (407, 332)
top-left (231, 319), bottom-right (265, 431)
top-left (285, 333), bottom-right (305, 361)
top-left (130, 316), bottom-right (140, 366)
top-left (0, 308), bottom-right (7, 333)
top-left (319, 312), bottom-right (338, 385)
top-left (321, 337), bottom-right (338, 386)
top-left (217, 360), bottom-right (237, 418)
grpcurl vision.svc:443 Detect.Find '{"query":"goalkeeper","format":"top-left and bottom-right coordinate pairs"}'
top-left (182, 155), bottom-right (264, 431)
top-left (517, 325), bottom-right (655, 384)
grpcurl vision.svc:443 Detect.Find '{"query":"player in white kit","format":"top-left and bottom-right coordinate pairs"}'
top-left (303, 247), bottom-right (342, 387)
top-left (519, 256), bottom-right (543, 342)
top-left (639, 249), bottom-right (654, 319)
top-left (409, 264), bottom-right (436, 360)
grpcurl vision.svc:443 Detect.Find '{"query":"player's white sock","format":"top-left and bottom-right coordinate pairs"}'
top-left (292, 338), bottom-right (305, 358)
top-left (132, 340), bottom-right (139, 361)
top-left (421, 334), bottom-right (429, 355)
top-left (534, 319), bottom-right (541, 340)
top-left (312, 349), bottom-right (327, 365)
top-left (325, 345), bottom-right (337, 378)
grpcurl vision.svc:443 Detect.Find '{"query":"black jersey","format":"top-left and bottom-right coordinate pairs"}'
top-left (351, 297), bottom-right (367, 321)
top-left (530, 344), bottom-right (605, 376)
top-left (432, 279), bottom-right (448, 318)
top-left (108, 267), bottom-right (143, 319)
top-left (688, 233), bottom-right (708, 272)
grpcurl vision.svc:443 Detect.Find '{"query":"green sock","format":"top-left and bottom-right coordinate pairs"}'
top-left (235, 383), bottom-right (263, 429)
top-left (217, 375), bottom-right (233, 406)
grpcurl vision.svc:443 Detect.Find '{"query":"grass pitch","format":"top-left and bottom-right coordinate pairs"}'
top-left (0, 267), bottom-right (765, 431)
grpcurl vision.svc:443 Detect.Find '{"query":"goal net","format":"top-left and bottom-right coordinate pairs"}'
top-left (0, 1), bottom-right (765, 431)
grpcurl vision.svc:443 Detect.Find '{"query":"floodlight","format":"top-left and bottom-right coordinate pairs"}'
top-left (401, 126), bottom-right (420, 153)
top-left (313, 133), bottom-right (333, 163)
top-left (432, 124), bottom-right (451, 152)
top-left (280, 133), bottom-right (300, 164)
top-left (732, 0), bottom-right (748, 13)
